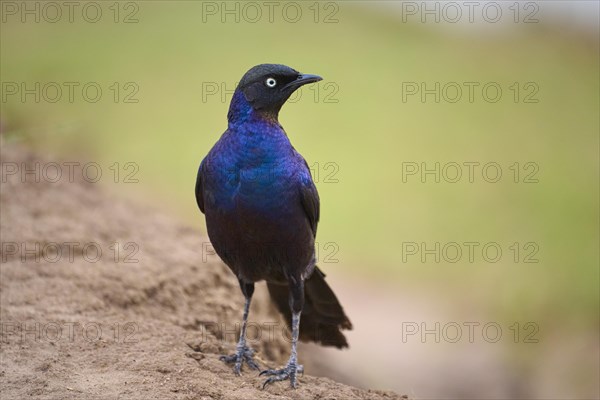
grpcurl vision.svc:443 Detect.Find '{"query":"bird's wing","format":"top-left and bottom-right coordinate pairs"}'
top-left (299, 158), bottom-right (320, 237)
top-left (195, 158), bottom-right (206, 214)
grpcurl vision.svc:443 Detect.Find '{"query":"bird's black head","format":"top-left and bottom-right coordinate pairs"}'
top-left (234, 64), bottom-right (322, 119)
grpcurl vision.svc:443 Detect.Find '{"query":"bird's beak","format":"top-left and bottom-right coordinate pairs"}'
top-left (284, 73), bottom-right (323, 90)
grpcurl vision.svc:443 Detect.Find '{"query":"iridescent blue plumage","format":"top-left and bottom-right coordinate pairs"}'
top-left (199, 88), bottom-right (318, 282)
top-left (195, 64), bottom-right (351, 388)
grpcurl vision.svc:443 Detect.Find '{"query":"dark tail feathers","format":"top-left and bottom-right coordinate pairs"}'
top-left (266, 267), bottom-right (352, 348)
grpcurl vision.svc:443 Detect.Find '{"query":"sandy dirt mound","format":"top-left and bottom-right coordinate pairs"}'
top-left (0, 143), bottom-right (402, 400)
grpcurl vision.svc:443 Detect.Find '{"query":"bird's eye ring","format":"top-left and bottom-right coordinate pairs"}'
top-left (265, 78), bottom-right (277, 88)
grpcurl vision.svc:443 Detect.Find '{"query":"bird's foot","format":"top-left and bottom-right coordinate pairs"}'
top-left (260, 360), bottom-right (304, 389)
top-left (219, 345), bottom-right (260, 375)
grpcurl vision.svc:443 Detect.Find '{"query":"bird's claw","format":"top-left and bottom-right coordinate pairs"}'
top-left (220, 345), bottom-right (260, 375)
top-left (260, 362), bottom-right (304, 389)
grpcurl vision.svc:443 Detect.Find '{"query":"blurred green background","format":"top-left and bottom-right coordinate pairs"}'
top-left (2, 1), bottom-right (598, 398)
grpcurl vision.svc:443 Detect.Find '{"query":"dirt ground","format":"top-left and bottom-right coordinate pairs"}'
top-left (0, 143), bottom-right (404, 400)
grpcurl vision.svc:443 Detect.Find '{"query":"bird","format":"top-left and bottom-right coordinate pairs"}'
top-left (195, 64), bottom-right (352, 388)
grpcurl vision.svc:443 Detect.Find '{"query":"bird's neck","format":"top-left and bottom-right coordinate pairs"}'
top-left (228, 90), bottom-right (280, 127)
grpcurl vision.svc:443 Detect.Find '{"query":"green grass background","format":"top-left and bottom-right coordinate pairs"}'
top-left (2, 1), bottom-right (598, 383)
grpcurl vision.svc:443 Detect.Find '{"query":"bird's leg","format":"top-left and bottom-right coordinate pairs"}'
top-left (220, 281), bottom-right (260, 374)
top-left (261, 278), bottom-right (304, 388)
top-left (260, 311), bottom-right (304, 388)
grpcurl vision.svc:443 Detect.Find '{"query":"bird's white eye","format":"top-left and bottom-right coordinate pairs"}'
top-left (265, 77), bottom-right (277, 88)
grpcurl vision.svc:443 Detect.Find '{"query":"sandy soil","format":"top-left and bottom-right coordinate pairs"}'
top-left (0, 143), bottom-right (404, 400)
